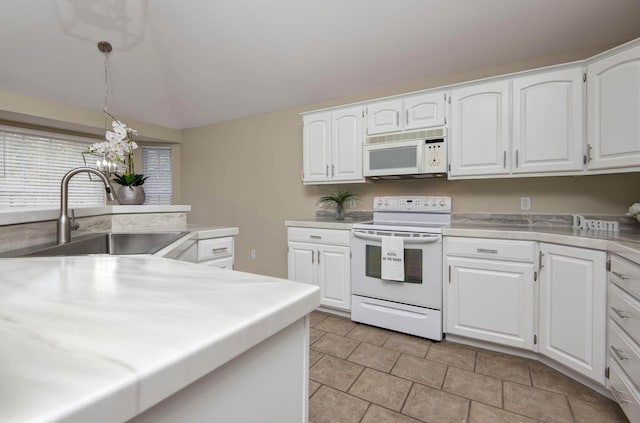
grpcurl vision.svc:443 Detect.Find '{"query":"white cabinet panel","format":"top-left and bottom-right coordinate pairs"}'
top-left (587, 44), bottom-right (640, 170)
top-left (288, 242), bottom-right (316, 286)
top-left (539, 243), bottom-right (606, 384)
top-left (404, 92), bottom-right (446, 130)
top-left (446, 256), bottom-right (535, 350)
top-left (449, 80), bottom-right (510, 177)
top-left (302, 112), bottom-right (331, 183)
top-left (366, 99), bottom-right (403, 135)
top-left (512, 68), bottom-right (584, 173)
top-left (318, 245), bottom-right (351, 310)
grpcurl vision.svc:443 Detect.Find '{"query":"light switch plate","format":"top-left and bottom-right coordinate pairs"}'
top-left (521, 197), bottom-right (531, 210)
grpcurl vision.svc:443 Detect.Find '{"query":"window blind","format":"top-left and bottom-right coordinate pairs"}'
top-left (142, 145), bottom-right (173, 205)
top-left (0, 128), bottom-right (106, 207)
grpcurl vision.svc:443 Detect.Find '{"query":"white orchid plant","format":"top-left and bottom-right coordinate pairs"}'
top-left (86, 114), bottom-right (147, 187)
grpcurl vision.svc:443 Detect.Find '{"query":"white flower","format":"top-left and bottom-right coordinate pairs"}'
top-left (85, 117), bottom-right (139, 167)
top-left (627, 203), bottom-right (640, 216)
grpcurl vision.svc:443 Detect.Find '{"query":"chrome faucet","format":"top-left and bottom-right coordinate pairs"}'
top-left (57, 167), bottom-right (116, 244)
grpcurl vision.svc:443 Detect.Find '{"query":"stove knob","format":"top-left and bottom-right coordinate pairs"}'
top-left (439, 199), bottom-right (446, 207)
top-left (384, 199), bottom-right (390, 206)
top-left (377, 199), bottom-right (384, 207)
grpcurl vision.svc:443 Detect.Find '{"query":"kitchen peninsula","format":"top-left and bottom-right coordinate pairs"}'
top-left (0, 255), bottom-right (320, 422)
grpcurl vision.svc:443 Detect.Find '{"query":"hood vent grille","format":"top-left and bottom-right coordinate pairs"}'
top-left (365, 127), bottom-right (446, 145)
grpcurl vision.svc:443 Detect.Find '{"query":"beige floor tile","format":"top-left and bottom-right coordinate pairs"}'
top-left (427, 341), bottom-right (477, 370)
top-left (309, 380), bottom-right (321, 397)
top-left (391, 353), bottom-right (447, 389)
top-left (402, 383), bottom-right (470, 422)
top-left (309, 348), bottom-right (324, 367)
top-left (314, 315), bottom-right (356, 336)
top-left (310, 355), bottom-right (364, 391)
top-left (383, 332), bottom-right (432, 357)
top-left (468, 401), bottom-right (536, 423)
top-left (310, 327), bottom-right (326, 344)
top-left (346, 323), bottom-right (391, 346)
top-left (569, 397), bottom-right (629, 423)
top-left (504, 381), bottom-right (573, 423)
top-left (312, 333), bottom-right (360, 358)
top-left (443, 366), bottom-right (502, 408)
top-left (530, 362), bottom-right (599, 402)
top-left (349, 368), bottom-right (412, 412)
top-left (309, 385), bottom-right (369, 423)
top-left (361, 404), bottom-right (423, 423)
top-left (475, 351), bottom-right (531, 386)
top-left (348, 342), bottom-right (401, 372)
top-left (309, 311), bottom-right (328, 327)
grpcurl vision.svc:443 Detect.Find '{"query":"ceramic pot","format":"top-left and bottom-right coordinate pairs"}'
top-left (117, 185), bottom-right (145, 205)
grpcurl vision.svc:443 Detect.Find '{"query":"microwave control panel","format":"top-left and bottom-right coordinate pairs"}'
top-left (423, 140), bottom-right (447, 173)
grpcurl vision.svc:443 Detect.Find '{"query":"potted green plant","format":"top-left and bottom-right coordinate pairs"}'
top-left (318, 189), bottom-right (359, 220)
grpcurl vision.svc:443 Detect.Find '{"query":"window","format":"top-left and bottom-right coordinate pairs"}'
top-left (142, 145), bottom-right (173, 205)
top-left (0, 127), bottom-right (106, 207)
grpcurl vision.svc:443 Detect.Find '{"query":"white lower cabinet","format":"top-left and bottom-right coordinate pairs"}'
top-left (288, 227), bottom-right (350, 311)
top-left (608, 254), bottom-right (640, 422)
top-left (445, 237), bottom-right (536, 350)
top-left (170, 235), bottom-right (235, 269)
top-left (539, 243), bottom-right (607, 384)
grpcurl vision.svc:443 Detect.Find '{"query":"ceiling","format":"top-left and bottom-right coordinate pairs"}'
top-left (1, 0), bottom-right (640, 130)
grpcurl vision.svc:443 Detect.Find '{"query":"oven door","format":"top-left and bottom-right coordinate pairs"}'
top-left (351, 229), bottom-right (442, 309)
top-left (363, 139), bottom-right (423, 176)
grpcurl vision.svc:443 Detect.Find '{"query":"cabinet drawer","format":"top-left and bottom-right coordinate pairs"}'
top-left (201, 256), bottom-right (234, 270)
top-left (608, 358), bottom-right (640, 423)
top-left (198, 237), bottom-right (234, 262)
top-left (446, 237), bottom-right (536, 262)
top-left (610, 284), bottom-right (640, 345)
top-left (611, 255), bottom-right (640, 301)
top-left (287, 227), bottom-right (350, 246)
top-left (610, 320), bottom-right (640, 392)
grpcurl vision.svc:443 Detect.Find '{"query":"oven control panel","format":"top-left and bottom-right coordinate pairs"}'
top-left (373, 196), bottom-right (451, 213)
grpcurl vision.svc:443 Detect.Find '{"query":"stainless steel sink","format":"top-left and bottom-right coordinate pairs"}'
top-left (16, 231), bottom-right (190, 257)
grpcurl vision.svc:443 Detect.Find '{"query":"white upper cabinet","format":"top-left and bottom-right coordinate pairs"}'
top-left (366, 92), bottom-right (446, 135)
top-left (366, 99), bottom-right (403, 135)
top-left (587, 43), bottom-right (640, 170)
top-left (302, 106), bottom-right (364, 184)
top-left (449, 80), bottom-right (510, 177)
top-left (404, 92), bottom-right (447, 131)
top-left (512, 67), bottom-right (585, 174)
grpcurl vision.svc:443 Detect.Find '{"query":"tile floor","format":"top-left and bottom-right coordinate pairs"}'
top-left (308, 311), bottom-right (629, 423)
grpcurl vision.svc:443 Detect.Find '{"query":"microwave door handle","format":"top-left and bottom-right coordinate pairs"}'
top-left (352, 231), bottom-right (440, 244)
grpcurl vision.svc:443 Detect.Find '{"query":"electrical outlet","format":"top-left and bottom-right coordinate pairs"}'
top-left (250, 249), bottom-right (256, 259)
top-left (520, 196), bottom-right (531, 210)
top-left (349, 199), bottom-right (357, 208)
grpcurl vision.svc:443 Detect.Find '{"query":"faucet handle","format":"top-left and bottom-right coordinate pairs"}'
top-left (70, 209), bottom-right (80, 231)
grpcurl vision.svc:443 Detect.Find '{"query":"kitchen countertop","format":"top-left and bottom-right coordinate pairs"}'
top-left (285, 217), bottom-right (371, 230)
top-left (0, 256), bottom-right (319, 422)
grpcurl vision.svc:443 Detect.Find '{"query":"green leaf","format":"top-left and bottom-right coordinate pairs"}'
top-left (112, 173), bottom-right (148, 187)
top-left (317, 188), bottom-right (359, 207)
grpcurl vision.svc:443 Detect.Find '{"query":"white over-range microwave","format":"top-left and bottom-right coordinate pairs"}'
top-left (363, 127), bottom-right (447, 178)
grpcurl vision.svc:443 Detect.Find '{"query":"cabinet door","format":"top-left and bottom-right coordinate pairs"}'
top-left (317, 244), bottom-right (351, 311)
top-left (332, 107), bottom-right (364, 182)
top-left (539, 243), bottom-right (607, 384)
top-left (512, 68), bottom-right (584, 174)
top-left (288, 242), bottom-right (317, 286)
top-left (404, 92), bottom-right (447, 130)
top-left (366, 99), bottom-right (403, 135)
top-left (446, 257), bottom-right (535, 350)
top-left (587, 44), bottom-right (640, 170)
top-left (302, 112), bottom-right (332, 183)
top-left (449, 80), bottom-right (510, 177)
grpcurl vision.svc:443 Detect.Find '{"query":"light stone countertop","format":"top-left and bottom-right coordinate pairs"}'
top-left (0, 256), bottom-right (319, 423)
top-left (285, 217), bottom-right (371, 230)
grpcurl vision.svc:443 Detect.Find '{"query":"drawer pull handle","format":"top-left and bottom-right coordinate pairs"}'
top-left (611, 307), bottom-right (630, 319)
top-left (612, 271), bottom-right (630, 280)
top-left (477, 248), bottom-right (498, 254)
top-left (611, 346), bottom-right (628, 361)
top-left (309, 235), bottom-right (322, 239)
top-left (212, 247), bottom-right (228, 254)
top-left (612, 388), bottom-right (631, 404)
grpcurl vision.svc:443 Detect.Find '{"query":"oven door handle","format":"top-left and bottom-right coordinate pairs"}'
top-left (352, 231), bottom-right (440, 244)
